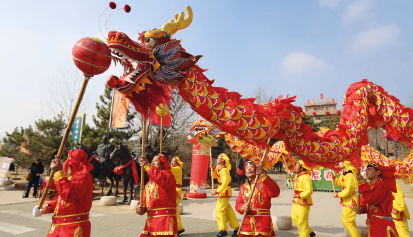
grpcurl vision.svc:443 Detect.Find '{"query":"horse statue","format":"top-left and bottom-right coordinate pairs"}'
top-left (77, 143), bottom-right (121, 196)
top-left (236, 156), bottom-right (248, 187)
top-left (110, 142), bottom-right (142, 204)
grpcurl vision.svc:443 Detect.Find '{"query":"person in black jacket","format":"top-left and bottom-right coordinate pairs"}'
top-left (24, 158), bottom-right (44, 198)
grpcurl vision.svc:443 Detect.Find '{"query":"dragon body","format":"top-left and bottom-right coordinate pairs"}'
top-left (106, 5), bottom-right (413, 170)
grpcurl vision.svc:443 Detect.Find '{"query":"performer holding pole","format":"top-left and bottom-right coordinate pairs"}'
top-left (288, 160), bottom-right (316, 237)
top-left (355, 164), bottom-right (398, 237)
top-left (235, 160), bottom-right (280, 237)
top-left (33, 36), bottom-right (111, 237)
top-left (328, 162), bottom-right (361, 237)
top-left (237, 145), bottom-right (273, 236)
top-left (211, 153), bottom-right (240, 237)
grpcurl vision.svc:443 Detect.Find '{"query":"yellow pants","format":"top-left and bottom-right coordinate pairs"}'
top-left (341, 206), bottom-right (360, 237)
top-left (291, 203), bottom-right (313, 237)
top-left (215, 197), bottom-right (240, 231)
top-left (394, 216), bottom-right (410, 237)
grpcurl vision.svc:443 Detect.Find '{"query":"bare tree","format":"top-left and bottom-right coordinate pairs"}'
top-left (44, 64), bottom-right (91, 121)
top-left (407, 91), bottom-right (413, 108)
top-left (248, 86), bottom-right (277, 104)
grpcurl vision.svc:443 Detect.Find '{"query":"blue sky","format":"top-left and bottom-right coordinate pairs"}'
top-left (1, 0), bottom-right (413, 138)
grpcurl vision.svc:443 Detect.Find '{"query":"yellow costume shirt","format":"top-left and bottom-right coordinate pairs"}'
top-left (334, 171), bottom-right (358, 208)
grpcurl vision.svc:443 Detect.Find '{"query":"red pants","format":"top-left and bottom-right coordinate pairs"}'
top-left (367, 218), bottom-right (398, 237)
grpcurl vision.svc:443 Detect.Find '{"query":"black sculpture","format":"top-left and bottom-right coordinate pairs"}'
top-left (77, 143), bottom-right (120, 196)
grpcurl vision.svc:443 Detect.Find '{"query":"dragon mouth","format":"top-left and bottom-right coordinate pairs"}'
top-left (106, 30), bottom-right (155, 93)
top-left (193, 125), bottom-right (210, 137)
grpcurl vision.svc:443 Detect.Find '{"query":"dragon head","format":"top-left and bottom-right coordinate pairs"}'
top-left (191, 120), bottom-right (223, 146)
top-left (106, 5), bottom-right (200, 117)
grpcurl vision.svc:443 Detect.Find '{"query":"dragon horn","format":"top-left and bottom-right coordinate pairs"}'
top-left (161, 5), bottom-right (193, 35)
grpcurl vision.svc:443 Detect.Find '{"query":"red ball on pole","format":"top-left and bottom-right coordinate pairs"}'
top-left (72, 37), bottom-right (111, 77)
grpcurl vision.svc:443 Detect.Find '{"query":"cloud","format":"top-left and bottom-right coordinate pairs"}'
top-left (319, 0), bottom-right (342, 9)
top-left (340, 0), bottom-right (372, 24)
top-left (351, 24), bottom-right (401, 54)
top-left (280, 52), bottom-right (327, 77)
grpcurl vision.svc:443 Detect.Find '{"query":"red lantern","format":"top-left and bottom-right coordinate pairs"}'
top-left (383, 130), bottom-right (389, 138)
top-left (312, 112), bottom-right (316, 115)
top-left (72, 37), bottom-right (112, 77)
top-left (336, 110), bottom-right (341, 114)
top-left (325, 111), bottom-right (330, 114)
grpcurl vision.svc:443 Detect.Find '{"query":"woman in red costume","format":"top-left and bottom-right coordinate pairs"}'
top-left (32, 149), bottom-right (94, 237)
top-left (235, 161), bottom-right (280, 237)
top-left (355, 163), bottom-right (399, 236)
top-left (136, 154), bottom-right (178, 237)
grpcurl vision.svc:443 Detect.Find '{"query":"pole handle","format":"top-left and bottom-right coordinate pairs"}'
top-left (140, 119), bottom-right (147, 207)
top-left (330, 170), bottom-right (336, 195)
top-left (38, 76), bottom-right (90, 209)
top-left (210, 146), bottom-right (214, 193)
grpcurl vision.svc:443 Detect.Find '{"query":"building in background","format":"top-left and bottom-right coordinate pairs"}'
top-left (303, 95), bottom-right (341, 123)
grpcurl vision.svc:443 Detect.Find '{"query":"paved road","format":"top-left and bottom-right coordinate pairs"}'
top-left (0, 188), bottom-right (412, 236)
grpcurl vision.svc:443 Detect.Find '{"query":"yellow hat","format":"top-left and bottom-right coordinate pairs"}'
top-left (343, 161), bottom-right (357, 174)
top-left (174, 157), bottom-right (184, 168)
top-left (218, 153), bottom-right (231, 170)
top-left (296, 160), bottom-right (312, 174)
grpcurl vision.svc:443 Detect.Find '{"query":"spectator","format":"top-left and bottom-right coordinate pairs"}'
top-left (24, 158), bottom-right (44, 198)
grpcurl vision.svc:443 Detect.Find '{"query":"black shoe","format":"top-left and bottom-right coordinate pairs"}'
top-left (22, 196), bottom-right (28, 198)
top-left (232, 228), bottom-right (239, 237)
top-left (310, 231), bottom-right (316, 237)
top-left (216, 230), bottom-right (228, 237)
top-left (178, 229), bottom-right (185, 235)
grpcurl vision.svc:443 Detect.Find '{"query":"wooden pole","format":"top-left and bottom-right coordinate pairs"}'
top-left (330, 170), bottom-right (336, 195)
top-left (38, 76), bottom-right (90, 208)
top-left (140, 119), bottom-right (147, 207)
top-left (238, 148), bottom-right (269, 235)
top-left (282, 156), bottom-right (294, 191)
top-left (210, 146), bottom-right (214, 192)
top-left (159, 117), bottom-right (163, 153)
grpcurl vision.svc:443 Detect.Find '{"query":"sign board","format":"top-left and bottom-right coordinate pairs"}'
top-left (71, 113), bottom-right (86, 149)
top-left (110, 90), bottom-right (129, 129)
top-left (286, 168), bottom-right (343, 191)
top-left (0, 158), bottom-right (13, 186)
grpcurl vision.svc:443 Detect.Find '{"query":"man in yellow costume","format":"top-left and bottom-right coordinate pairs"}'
top-left (392, 182), bottom-right (410, 237)
top-left (171, 157), bottom-right (185, 235)
top-left (328, 161), bottom-right (360, 237)
top-left (288, 160), bottom-right (316, 237)
top-left (210, 153), bottom-right (240, 237)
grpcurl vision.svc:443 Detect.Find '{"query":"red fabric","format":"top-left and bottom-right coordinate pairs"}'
top-left (113, 159), bottom-right (132, 175)
top-left (359, 179), bottom-right (398, 236)
top-left (112, 158), bottom-right (139, 184)
top-left (375, 166), bottom-right (396, 193)
top-left (235, 175), bottom-right (280, 236)
top-left (139, 166), bottom-right (177, 236)
top-left (64, 150), bottom-right (94, 174)
top-left (44, 171), bottom-right (93, 236)
top-left (87, 156), bottom-right (100, 163)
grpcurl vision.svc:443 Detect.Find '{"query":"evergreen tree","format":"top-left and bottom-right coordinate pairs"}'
top-left (81, 85), bottom-right (139, 151)
top-left (316, 116), bottom-right (341, 131)
top-left (0, 113), bottom-right (70, 168)
top-left (302, 115), bottom-right (319, 132)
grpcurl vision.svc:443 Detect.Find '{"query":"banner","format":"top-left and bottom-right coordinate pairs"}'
top-left (110, 89), bottom-right (130, 129)
top-left (71, 113), bottom-right (86, 147)
top-left (286, 168), bottom-right (343, 191)
top-left (20, 133), bottom-right (32, 155)
top-left (0, 158), bottom-right (13, 185)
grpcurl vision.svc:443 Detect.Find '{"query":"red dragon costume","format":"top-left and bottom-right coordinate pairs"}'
top-left (42, 149), bottom-right (94, 237)
top-left (105, 5), bottom-right (413, 175)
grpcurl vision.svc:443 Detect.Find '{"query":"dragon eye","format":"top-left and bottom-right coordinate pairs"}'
top-left (145, 38), bottom-right (156, 48)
